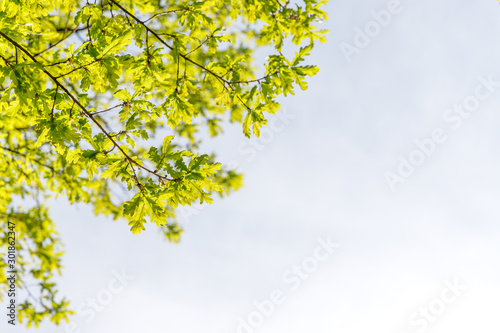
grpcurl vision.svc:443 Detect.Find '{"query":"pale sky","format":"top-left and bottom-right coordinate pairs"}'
top-left (4, 0), bottom-right (500, 332)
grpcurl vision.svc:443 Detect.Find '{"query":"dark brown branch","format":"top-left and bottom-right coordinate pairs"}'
top-left (145, 30), bottom-right (151, 67)
top-left (46, 58), bottom-right (73, 67)
top-left (55, 26), bottom-right (89, 33)
top-left (0, 54), bottom-right (14, 68)
top-left (127, 159), bottom-right (144, 193)
top-left (272, 0), bottom-right (285, 9)
top-left (175, 54), bottom-right (180, 92)
top-left (51, 86), bottom-right (59, 117)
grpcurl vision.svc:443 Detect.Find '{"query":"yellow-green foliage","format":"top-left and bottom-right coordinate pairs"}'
top-left (0, 0), bottom-right (327, 327)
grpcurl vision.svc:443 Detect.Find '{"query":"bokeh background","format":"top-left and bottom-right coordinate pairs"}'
top-left (4, 0), bottom-right (500, 332)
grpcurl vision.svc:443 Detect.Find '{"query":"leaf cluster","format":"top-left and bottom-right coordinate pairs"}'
top-left (0, 0), bottom-right (327, 326)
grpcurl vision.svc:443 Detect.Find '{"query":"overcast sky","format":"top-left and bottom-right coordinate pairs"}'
top-left (5, 0), bottom-right (500, 332)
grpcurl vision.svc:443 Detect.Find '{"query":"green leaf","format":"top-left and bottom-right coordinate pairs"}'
top-left (100, 30), bottom-right (134, 57)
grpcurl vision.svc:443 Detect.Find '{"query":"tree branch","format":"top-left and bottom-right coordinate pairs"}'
top-left (0, 146), bottom-right (55, 172)
top-left (0, 30), bottom-right (178, 183)
top-left (33, 25), bottom-right (83, 58)
top-left (143, 7), bottom-right (192, 23)
top-left (91, 103), bottom-right (124, 115)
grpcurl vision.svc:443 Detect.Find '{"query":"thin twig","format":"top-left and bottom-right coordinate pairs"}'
top-left (33, 25), bottom-right (82, 57)
top-left (143, 8), bottom-right (191, 23)
top-left (91, 103), bottom-right (124, 115)
top-left (184, 34), bottom-right (213, 56)
top-left (54, 57), bottom-right (102, 79)
top-left (0, 146), bottom-right (55, 172)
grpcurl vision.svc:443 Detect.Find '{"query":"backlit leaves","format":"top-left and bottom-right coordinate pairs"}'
top-left (0, 0), bottom-right (327, 327)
